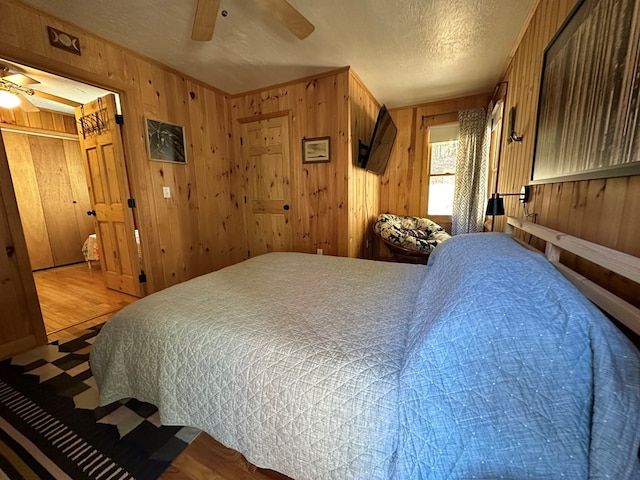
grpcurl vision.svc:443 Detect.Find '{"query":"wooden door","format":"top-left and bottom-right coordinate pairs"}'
top-left (75, 94), bottom-right (142, 297)
top-left (0, 132), bottom-right (47, 358)
top-left (241, 116), bottom-right (293, 256)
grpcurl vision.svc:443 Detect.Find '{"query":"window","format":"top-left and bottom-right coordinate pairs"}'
top-left (427, 123), bottom-right (459, 216)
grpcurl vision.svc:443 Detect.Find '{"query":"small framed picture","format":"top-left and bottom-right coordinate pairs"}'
top-left (302, 136), bottom-right (330, 164)
top-left (144, 117), bottom-right (187, 164)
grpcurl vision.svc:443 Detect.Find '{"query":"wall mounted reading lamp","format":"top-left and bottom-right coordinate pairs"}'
top-left (486, 186), bottom-right (528, 216)
top-left (486, 185), bottom-right (531, 230)
top-left (507, 106), bottom-right (523, 143)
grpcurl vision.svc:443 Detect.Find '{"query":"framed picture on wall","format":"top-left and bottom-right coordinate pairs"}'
top-left (144, 117), bottom-right (187, 164)
top-left (531, 0), bottom-right (640, 183)
top-left (302, 136), bottom-right (330, 164)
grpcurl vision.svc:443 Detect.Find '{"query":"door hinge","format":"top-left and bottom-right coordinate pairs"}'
top-left (138, 271), bottom-right (147, 284)
top-left (243, 196), bottom-right (247, 204)
top-left (115, 114), bottom-right (124, 125)
top-left (127, 198), bottom-right (136, 208)
top-left (240, 137), bottom-right (243, 145)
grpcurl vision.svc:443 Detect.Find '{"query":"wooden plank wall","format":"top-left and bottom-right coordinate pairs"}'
top-left (347, 70), bottom-right (380, 259)
top-left (375, 93), bottom-right (491, 259)
top-left (497, 0), bottom-right (640, 307)
top-left (136, 71), bottom-right (241, 289)
top-left (228, 69), bottom-right (351, 257)
top-left (0, 0), bottom-right (244, 293)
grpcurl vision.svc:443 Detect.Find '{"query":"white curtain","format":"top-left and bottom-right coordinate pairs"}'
top-left (451, 108), bottom-right (491, 235)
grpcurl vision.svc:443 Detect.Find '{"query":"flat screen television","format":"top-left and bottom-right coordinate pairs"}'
top-left (358, 105), bottom-right (397, 175)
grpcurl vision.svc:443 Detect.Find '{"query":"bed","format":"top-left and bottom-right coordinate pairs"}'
top-left (90, 219), bottom-right (640, 479)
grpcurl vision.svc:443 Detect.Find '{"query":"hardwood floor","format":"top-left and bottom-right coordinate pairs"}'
top-left (32, 262), bottom-right (136, 338)
top-left (35, 263), bottom-right (292, 479)
top-left (161, 434), bottom-right (291, 480)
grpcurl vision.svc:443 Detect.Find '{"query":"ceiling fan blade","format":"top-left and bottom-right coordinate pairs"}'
top-left (31, 90), bottom-right (81, 108)
top-left (258, 0), bottom-right (315, 39)
top-left (191, 0), bottom-right (221, 41)
top-left (1, 73), bottom-right (39, 87)
top-left (17, 92), bottom-right (40, 113)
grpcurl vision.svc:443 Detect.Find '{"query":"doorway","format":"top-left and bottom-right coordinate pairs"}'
top-left (0, 58), bottom-right (138, 339)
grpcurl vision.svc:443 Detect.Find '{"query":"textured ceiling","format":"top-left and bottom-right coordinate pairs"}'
top-left (21, 0), bottom-right (535, 108)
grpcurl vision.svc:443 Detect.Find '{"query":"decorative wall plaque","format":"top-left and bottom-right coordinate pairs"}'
top-left (47, 26), bottom-right (81, 55)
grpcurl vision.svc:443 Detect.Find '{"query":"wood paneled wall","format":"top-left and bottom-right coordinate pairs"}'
top-left (383, 94), bottom-right (492, 219)
top-left (138, 75), bottom-right (240, 289)
top-left (0, 0), bottom-right (244, 294)
top-left (497, 0), bottom-right (640, 306)
top-left (0, 0), bottom-right (385, 297)
top-left (374, 93), bottom-right (491, 259)
top-left (493, 0), bottom-right (577, 226)
top-left (229, 69), bottom-right (351, 257)
top-left (347, 70), bottom-right (380, 258)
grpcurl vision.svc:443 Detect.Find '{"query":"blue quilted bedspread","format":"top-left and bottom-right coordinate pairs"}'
top-left (394, 233), bottom-right (640, 479)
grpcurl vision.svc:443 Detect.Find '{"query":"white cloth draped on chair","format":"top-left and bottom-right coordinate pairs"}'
top-left (451, 108), bottom-right (491, 235)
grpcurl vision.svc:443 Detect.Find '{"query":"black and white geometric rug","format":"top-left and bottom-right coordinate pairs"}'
top-left (0, 324), bottom-right (199, 479)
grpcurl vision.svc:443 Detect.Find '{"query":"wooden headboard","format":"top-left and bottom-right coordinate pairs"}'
top-left (506, 217), bottom-right (640, 337)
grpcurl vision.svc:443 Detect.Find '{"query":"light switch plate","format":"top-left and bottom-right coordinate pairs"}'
top-left (163, 186), bottom-right (171, 198)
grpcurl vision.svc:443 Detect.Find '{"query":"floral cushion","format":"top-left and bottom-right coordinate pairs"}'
top-left (374, 214), bottom-right (451, 255)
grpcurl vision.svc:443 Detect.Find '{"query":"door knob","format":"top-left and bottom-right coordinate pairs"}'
top-left (283, 204), bottom-right (290, 210)
top-left (87, 210), bottom-right (96, 216)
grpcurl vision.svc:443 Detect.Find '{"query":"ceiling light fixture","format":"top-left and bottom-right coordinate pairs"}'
top-left (0, 89), bottom-right (21, 109)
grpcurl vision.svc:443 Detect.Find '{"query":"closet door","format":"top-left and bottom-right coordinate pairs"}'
top-left (30, 136), bottom-right (84, 266)
top-left (63, 139), bottom-right (94, 248)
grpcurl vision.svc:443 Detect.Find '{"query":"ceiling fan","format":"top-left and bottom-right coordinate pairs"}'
top-left (191, 0), bottom-right (315, 41)
top-left (0, 64), bottom-right (80, 112)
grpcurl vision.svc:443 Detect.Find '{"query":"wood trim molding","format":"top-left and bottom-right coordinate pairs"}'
top-left (236, 110), bottom-right (291, 124)
top-left (0, 122), bottom-right (79, 140)
top-left (230, 67), bottom-right (350, 99)
top-left (0, 40), bottom-right (128, 92)
top-left (394, 91), bottom-right (493, 114)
